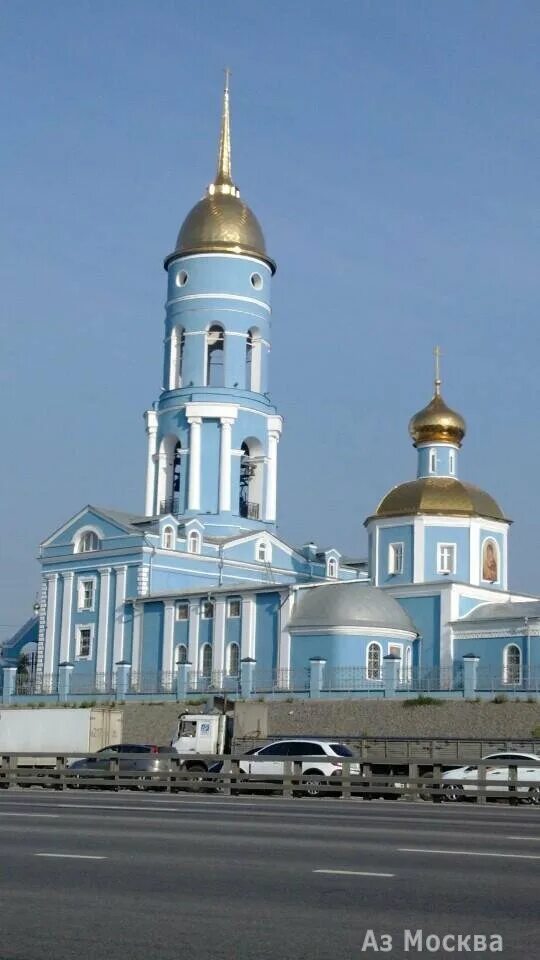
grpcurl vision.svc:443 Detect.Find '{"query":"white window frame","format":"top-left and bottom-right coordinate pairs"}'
top-left (437, 542), bottom-right (456, 575)
top-left (201, 600), bottom-right (214, 620)
top-left (388, 542), bottom-right (404, 575)
top-left (176, 643), bottom-right (188, 666)
top-left (503, 643), bottom-right (522, 684)
top-left (366, 641), bottom-right (382, 681)
top-left (326, 557), bottom-right (338, 579)
top-left (429, 449), bottom-right (437, 474)
top-left (200, 643), bottom-right (212, 677)
top-left (449, 450), bottom-right (456, 475)
top-left (226, 641), bottom-right (240, 677)
top-left (227, 598), bottom-right (241, 619)
top-left (162, 525), bottom-right (175, 550)
top-left (187, 530), bottom-right (201, 555)
top-left (77, 576), bottom-right (96, 612)
top-left (256, 539), bottom-right (271, 563)
top-left (404, 645), bottom-right (413, 682)
top-left (75, 624), bottom-right (94, 660)
top-left (175, 601), bottom-right (189, 621)
top-left (75, 528), bottom-right (101, 554)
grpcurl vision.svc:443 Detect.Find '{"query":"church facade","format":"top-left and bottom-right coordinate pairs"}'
top-left (3, 80), bottom-right (539, 698)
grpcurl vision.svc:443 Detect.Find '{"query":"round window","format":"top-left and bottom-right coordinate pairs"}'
top-left (176, 270), bottom-right (188, 287)
top-left (250, 273), bottom-right (263, 290)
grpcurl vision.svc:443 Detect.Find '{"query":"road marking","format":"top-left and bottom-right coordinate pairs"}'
top-left (35, 853), bottom-right (106, 860)
top-left (0, 812), bottom-right (60, 818)
top-left (399, 848), bottom-right (540, 860)
top-left (506, 836), bottom-right (540, 841)
top-left (314, 869), bottom-right (395, 877)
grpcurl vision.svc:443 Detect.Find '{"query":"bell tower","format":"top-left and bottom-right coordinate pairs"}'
top-left (143, 74), bottom-right (282, 536)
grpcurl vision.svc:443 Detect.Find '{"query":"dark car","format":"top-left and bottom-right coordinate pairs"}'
top-left (68, 743), bottom-right (178, 789)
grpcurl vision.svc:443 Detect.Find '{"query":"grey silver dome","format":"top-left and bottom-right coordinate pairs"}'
top-left (289, 582), bottom-right (417, 634)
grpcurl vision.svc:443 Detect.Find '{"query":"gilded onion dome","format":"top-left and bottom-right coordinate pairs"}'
top-left (408, 357), bottom-right (466, 448)
top-left (372, 478), bottom-right (506, 522)
top-left (165, 73), bottom-right (275, 273)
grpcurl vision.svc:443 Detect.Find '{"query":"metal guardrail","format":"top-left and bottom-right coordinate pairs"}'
top-left (234, 735), bottom-right (540, 762)
top-left (0, 753), bottom-right (538, 805)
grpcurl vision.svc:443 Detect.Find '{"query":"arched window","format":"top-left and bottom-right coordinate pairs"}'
top-left (171, 441), bottom-right (182, 513)
top-left (227, 642), bottom-right (240, 677)
top-left (429, 449), bottom-right (437, 473)
top-left (239, 439), bottom-right (263, 519)
top-left (169, 326), bottom-right (185, 389)
top-left (256, 540), bottom-right (268, 563)
top-left (367, 642), bottom-right (382, 680)
top-left (206, 325), bottom-right (225, 386)
top-left (76, 530), bottom-right (99, 553)
top-left (327, 558), bottom-right (338, 579)
top-left (162, 526), bottom-right (175, 549)
top-left (404, 646), bottom-right (412, 682)
top-left (503, 644), bottom-right (521, 684)
top-left (200, 643), bottom-right (212, 679)
top-left (188, 530), bottom-right (201, 554)
top-left (176, 644), bottom-right (187, 666)
top-left (245, 327), bottom-right (262, 392)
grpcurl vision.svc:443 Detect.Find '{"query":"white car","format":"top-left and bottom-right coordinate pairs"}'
top-left (237, 739), bottom-right (360, 796)
top-left (441, 752), bottom-right (540, 804)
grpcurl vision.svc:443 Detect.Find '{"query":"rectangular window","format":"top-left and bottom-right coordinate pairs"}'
top-left (388, 542), bottom-right (404, 575)
top-left (201, 600), bottom-right (214, 620)
top-left (78, 579), bottom-right (95, 611)
top-left (437, 543), bottom-right (456, 574)
top-left (429, 449), bottom-right (437, 473)
top-left (175, 602), bottom-right (189, 621)
top-left (77, 627), bottom-right (92, 659)
top-left (449, 450), bottom-right (455, 475)
top-left (227, 598), bottom-right (241, 618)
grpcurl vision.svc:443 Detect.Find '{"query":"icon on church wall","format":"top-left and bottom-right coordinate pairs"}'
top-left (482, 539), bottom-right (498, 582)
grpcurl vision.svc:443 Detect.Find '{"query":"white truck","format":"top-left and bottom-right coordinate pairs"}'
top-left (0, 707), bottom-right (123, 766)
top-left (171, 712), bottom-right (234, 773)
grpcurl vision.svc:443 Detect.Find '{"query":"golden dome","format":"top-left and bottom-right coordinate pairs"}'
top-left (369, 477), bottom-right (507, 523)
top-left (165, 72), bottom-right (275, 273)
top-left (409, 391), bottom-right (466, 447)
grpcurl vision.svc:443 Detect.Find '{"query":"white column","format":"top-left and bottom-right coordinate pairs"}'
top-left (131, 603), bottom-right (143, 681)
top-left (187, 600), bottom-right (200, 680)
top-left (144, 410), bottom-right (158, 516)
top-left (265, 430), bottom-right (280, 522)
top-left (212, 598), bottom-right (227, 677)
top-left (168, 327), bottom-right (178, 390)
top-left (162, 600), bottom-right (176, 680)
top-left (96, 568), bottom-right (111, 680)
top-left (278, 589), bottom-right (295, 677)
top-left (43, 574), bottom-right (59, 681)
top-left (219, 418), bottom-right (234, 512)
top-left (155, 445), bottom-right (168, 514)
top-left (112, 566), bottom-right (128, 669)
top-left (240, 596), bottom-right (256, 660)
top-left (187, 417), bottom-right (202, 511)
top-left (59, 571), bottom-right (74, 664)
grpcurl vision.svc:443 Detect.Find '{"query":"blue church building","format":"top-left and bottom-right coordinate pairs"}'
top-left (3, 78), bottom-right (539, 698)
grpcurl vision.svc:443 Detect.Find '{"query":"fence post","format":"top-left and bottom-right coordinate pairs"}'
top-left (462, 654), bottom-right (480, 698)
top-left (115, 662), bottom-right (132, 701)
top-left (2, 667), bottom-right (17, 705)
top-left (176, 662), bottom-right (191, 700)
top-left (309, 657), bottom-right (326, 699)
top-left (240, 658), bottom-right (256, 699)
top-left (57, 662), bottom-right (74, 702)
top-left (383, 655), bottom-right (401, 698)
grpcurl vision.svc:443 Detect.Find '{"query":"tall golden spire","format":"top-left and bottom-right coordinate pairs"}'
top-left (208, 69), bottom-right (239, 197)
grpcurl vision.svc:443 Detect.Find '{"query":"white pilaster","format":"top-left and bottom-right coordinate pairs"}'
top-left (168, 327), bottom-right (178, 390)
top-left (131, 603), bottom-right (143, 679)
top-left (162, 600), bottom-right (176, 679)
top-left (187, 600), bottom-right (200, 674)
top-left (469, 519), bottom-right (480, 586)
top-left (59, 571), bottom-right (74, 664)
top-left (265, 430), bottom-right (280, 522)
top-left (43, 574), bottom-right (59, 681)
top-left (413, 516), bottom-right (425, 584)
top-left (144, 409), bottom-right (158, 516)
top-left (218, 417), bottom-right (235, 512)
top-left (240, 596), bottom-right (256, 660)
top-left (212, 597), bottom-right (227, 675)
top-left (277, 589), bottom-right (294, 676)
top-left (96, 568), bottom-right (111, 678)
top-left (187, 417), bottom-right (202, 511)
top-left (112, 566), bottom-right (128, 668)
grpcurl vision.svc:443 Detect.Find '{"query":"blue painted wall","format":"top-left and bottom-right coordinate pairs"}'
top-left (395, 594), bottom-right (440, 669)
top-left (377, 524), bottom-right (413, 586)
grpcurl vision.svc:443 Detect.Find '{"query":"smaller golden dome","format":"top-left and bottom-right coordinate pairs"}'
top-left (409, 391), bottom-right (466, 448)
top-left (369, 477), bottom-right (507, 523)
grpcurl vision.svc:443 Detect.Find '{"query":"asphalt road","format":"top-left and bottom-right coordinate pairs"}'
top-left (0, 790), bottom-right (538, 960)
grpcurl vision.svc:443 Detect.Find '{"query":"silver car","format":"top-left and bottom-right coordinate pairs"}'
top-left (68, 743), bottom-right (178, 789)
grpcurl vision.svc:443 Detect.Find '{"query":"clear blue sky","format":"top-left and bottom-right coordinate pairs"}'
top-left (1, 1), bottom-right (539, 641)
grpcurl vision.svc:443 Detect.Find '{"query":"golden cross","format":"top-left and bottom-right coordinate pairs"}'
top-left (434, 345), bottom-right (441, 394)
